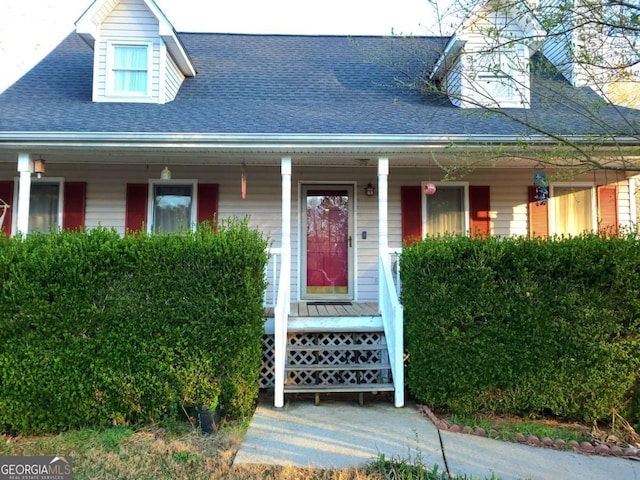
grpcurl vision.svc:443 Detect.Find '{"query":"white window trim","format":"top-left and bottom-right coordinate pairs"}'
top-left (106, 41), bottom-right (153, 100)
top-left (147, 179), bottom-right (198, 234)
top-left (467, 44), bottom-right (530, 109)
top-left (421, 181), bottom-right (470, 237)
top-left (12, 177), bottom-right (64, 235)
top-left (549, 182), bottom-right (597, 236)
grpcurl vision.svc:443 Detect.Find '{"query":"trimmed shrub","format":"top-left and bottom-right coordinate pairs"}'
top-left (0, 219), bottom-right (268, 434)
top-left (401, 234), bottom-right (640, 424)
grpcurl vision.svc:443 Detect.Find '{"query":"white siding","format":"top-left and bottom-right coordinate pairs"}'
top-left (446, 62), bottom-right (463, 108)
top-left (0, 160), bottom-right (634, 301)
top-left (447, 4), bottom-right (532, 108)
top-left (164, 51), bottom-right (185, 103)
top-left (94, 0), bottom-right (161, 102)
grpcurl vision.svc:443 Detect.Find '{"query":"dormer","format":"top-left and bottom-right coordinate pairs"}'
top-left (536, 0), bottom-right (640, 108)
top-left (430, 1), bottom-right (543, 109)
top-left (75, 0), bottom-right (195, 104)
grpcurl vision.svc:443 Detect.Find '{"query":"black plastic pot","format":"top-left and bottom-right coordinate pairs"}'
top-left (197, 405), bottom-right (221, 434)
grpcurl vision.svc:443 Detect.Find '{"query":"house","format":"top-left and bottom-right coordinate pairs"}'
top-left (0, 0), bottom-right (639, 408)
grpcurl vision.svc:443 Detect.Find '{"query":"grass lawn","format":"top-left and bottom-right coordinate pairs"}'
top-left (4, 394), bottom-right (622, 479)
top-left (0, 417), bottom-right (460, 480)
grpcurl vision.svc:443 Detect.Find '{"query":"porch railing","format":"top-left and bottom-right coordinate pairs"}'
top-left (379, 250), bottom-right (404, 407)
top-left (263, 247), bottom-right (281, 308)
top-left (389, 248), bottom-right (402, 296)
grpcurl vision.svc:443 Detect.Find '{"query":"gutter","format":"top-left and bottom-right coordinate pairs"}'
top-left (0, 132), bottom-right (637, 153)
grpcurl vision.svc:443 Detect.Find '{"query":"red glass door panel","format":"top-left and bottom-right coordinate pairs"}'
top-left (306, 189), bottom-right (349, 295)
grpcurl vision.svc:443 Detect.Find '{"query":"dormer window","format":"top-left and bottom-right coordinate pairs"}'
top-left (477, 50), bottom-right (516, 101)
top-left (107, 42), bottom-right (152, 97)
top-left (75, 0), bottom-right (196, 104)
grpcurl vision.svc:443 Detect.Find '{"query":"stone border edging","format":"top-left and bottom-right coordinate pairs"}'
top-left (419, 405), bottom-right (640, 459)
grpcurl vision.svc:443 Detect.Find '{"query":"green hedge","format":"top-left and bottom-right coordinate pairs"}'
top-left (0, 220), bottom-right (268, 434)
top-left (401, 234), bottom-right (640, 424)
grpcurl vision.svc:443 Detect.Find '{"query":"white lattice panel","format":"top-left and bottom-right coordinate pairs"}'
top-left (260, 332), bottom-right (392, 389)
top-left (259, 335), bottom-right (275, 388)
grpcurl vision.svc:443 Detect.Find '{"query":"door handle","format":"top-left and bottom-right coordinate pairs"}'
top-left (349, 236), bottom-right (352, 248)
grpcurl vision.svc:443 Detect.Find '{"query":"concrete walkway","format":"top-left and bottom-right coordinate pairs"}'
top-left (234, 399), bottom-right (640, 480)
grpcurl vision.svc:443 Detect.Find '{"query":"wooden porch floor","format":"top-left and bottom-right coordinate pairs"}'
top-left (264, 302), bottom-right (378, 318)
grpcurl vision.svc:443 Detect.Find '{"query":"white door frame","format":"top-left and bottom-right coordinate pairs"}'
top-left (299, 182), bottom-right (356, 301)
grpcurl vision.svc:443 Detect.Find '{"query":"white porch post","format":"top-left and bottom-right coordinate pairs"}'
top-left (378, 157), bottom-right (389, 292)
top-left (16, 153), bottom-right (33, 235)
top-left (274, 156), bottom-right (291, 408)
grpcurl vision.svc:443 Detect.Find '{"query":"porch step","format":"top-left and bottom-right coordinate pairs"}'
top-left (285, 362), bottom-right (391, 372)
top-left (283, 383), bottom-right (395, 393)
top-left (284, 329), bottom-right (393, 405)
top-left (283, 383), bottom-right (395, 406)
top-left (287, 343), bottom-right (385, 352)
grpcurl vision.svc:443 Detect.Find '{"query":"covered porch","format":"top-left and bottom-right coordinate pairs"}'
top-left (268, 156), bottom-right (404, 408)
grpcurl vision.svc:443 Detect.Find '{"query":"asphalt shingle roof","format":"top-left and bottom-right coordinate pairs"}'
top-left (0, 32), bottom-right (637, 137)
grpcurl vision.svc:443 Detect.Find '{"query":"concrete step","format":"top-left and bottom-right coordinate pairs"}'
top-left (283, 382), bottom-right (395, 405)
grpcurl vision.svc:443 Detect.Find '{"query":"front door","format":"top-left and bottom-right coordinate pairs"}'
top-left (301, 185), bottom-right (354, 300)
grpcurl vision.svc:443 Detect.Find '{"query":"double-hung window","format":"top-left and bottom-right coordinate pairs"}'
top-left (109, 43), bottom-right (150, 96)
top-left (478, 50), bottom-right (516, 101)
top-left (423, 183), bottom-right (469, 236)
top-left (149, 181), bottom-right (196, 233)
top-left (550, 184), bottom-right (596, 236)
top-left (28, 180), bottom-right (62, 233)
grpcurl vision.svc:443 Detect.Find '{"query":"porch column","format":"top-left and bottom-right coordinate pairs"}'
top-left (16, 153), bottom-right (33, 235)
top-left (378, 156), bottom-right (390, 286)
top-left (281, 157), bottom-right (291, 274)
top-left (274, 156), bottom-right (291, 408)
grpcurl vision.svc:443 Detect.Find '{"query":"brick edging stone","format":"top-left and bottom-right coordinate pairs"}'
top-left (419, 405), bottom-right (640, 459)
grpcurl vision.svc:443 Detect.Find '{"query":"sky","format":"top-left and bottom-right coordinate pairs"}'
top-left (0, 0), bottom-right (458, 93)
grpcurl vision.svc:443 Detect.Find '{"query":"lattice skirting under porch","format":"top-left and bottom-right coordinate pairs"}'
top-left (259, 332), bottom-right (389, 389)
top-left (260, 335), bottom-right (276, 388)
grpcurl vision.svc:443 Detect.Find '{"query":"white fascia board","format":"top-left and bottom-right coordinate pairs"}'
top-left (145, 0), bottom-right (196, 77)
top-left (160, 33), bottom-right (196, 77)
top-left (75, 0), bottom-right (116, 47)
top-left (429, 34), bottom-right (466, 81)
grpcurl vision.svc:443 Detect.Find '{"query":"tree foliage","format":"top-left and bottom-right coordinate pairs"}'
top-left (390, 0), bottom-right (640, 172)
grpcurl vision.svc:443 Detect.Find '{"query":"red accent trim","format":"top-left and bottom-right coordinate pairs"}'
top-left (0, 181), bottom-right (14, 238)
top-left (125, 183), bottom-right (148, 234)
top-left (528, 185), bottom-right (548, 238)
top-left (401, 186), bottom-right (422, 246)
top-left (597, 185), bottom-right (618, 235)
top-left (469, 185), bottom-right (490, 237)
top-left (197, 183), bottom-right (219, 225)
top-left (62, 182), bottom-right (86, 231)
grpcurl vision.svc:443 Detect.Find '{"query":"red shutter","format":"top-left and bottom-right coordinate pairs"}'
top-left (528, 186), bottom-right (548, 239)
top-left (197, 183), bottom-right (219, 226)
top-left (62, 182), bottom-right (86, 231)
top-left (597, 185), bottom-right (618, 235)
top-left (469, 185), bottom-right (490, 238)
top-left (401, 186), bottom-right (422, 246)
top-left (0, 181), bottom-right (14, 238)
top-left (125, 183), bottom-right (148, 234)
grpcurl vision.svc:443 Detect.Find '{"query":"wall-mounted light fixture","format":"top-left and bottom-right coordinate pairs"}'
top-left (160, 166), bottom-right (172, 180)
top-left (365, 182), bottom-right (375, 197)
top-left (34, 158), bottom-right (46, 179)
